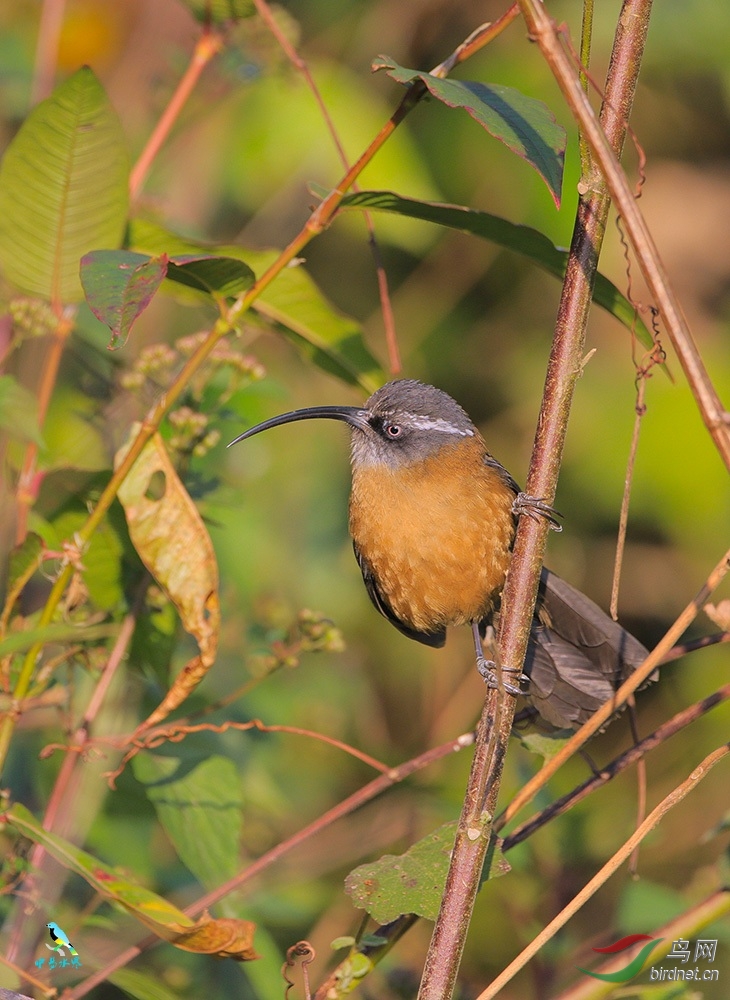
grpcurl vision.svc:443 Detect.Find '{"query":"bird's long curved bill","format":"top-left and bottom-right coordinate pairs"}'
top-left (227, 404), bottom-right (370, 447)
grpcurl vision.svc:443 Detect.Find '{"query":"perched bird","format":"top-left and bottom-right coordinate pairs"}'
top-left (230, 379), bottom-right (650, 729)
top-left (46, 921), bottom-right (78, 957)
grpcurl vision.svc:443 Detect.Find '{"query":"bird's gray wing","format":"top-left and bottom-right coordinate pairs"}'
top-left (524, 568), bottom-right (653, 728)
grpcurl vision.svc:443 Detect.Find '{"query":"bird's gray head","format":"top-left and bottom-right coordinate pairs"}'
top-left (351, 379), bottom-right (476, 468)
top-left (227, 379), bottom-right (477, 469)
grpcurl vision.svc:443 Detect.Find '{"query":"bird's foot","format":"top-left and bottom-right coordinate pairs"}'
top-left (512, 492), bottom-right (562, 531)
top-left (476, 657), bottom-right (526, 696)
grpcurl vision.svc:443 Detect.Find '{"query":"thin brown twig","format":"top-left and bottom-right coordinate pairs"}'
top-left (499, 546), bottom-right (730, 832)
top-left (93, 717), bottom-right (393, 784)
top-left (501, 682), bottom-right (730, 849)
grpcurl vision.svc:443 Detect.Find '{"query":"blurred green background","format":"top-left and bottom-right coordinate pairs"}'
top-left (0, 1), bottom-right (729, 997)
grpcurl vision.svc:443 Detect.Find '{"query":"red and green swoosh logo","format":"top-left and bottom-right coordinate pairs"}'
top-left (577, 934), bottom-right (663, 982)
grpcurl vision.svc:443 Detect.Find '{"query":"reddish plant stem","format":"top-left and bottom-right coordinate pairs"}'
top-left (520, 0), bottom-right (730, 469)
top-left (14, 308), bottom-right (74, 543)
top-left (418, 3), bottom-right (655, 997)
top-left (31, 0), bottom-right (67, 104)
top-left (129, 26), bottom-right (224, 202)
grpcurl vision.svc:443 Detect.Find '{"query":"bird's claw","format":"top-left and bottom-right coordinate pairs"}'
top-left (476, 657), bottom-right (526, 696)
top-left (512, 492), bottom-right (562, 532)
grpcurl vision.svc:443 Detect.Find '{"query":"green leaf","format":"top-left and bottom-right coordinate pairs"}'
top-left (133, 754), bottom-right (243, 891)
top-left (181, 0), bottom-right (255, 23)
top-left (166, 254), bottom-right (255, 300)
top-left (5, 803), bottom-right (258, 960)
top-left (80, 248), bottom-right (254, 349)
top-left (373, 56), bottom-right (565, 205)
top-left (129, 218), bottom-right (384, 393)
top-left (519, 728), bottom-right (574, 762)
top-left (0, 67), bottom-right (129, 303)
top-left (0, 375), bottom-right (43, 445)
top-left (345, 822), bottom-right (510, 924)
top-left (80, 251), bottom-right (168, 350)
top-left (339, 190), bottom-right (656, 350)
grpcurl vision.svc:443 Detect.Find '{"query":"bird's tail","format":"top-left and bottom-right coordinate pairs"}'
top-left (523, 568), bottom-right (654, 729)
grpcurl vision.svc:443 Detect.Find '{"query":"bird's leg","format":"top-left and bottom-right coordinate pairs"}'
top-left (512, 493), bottom-right (562, 531)
top-left (471, 622), bottom-right (525, 696)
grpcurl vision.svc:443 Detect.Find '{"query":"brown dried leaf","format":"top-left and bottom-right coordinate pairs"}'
top-left (168, 912), bottom-right (259, 960)
top-left (116, 428), bottom-right (220, 725)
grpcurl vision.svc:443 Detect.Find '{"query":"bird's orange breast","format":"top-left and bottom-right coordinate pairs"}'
top-left (348, 437), bottom-right (516, 633)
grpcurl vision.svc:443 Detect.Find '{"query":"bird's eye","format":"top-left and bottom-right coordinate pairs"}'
top-left (384, 424), bottom-right (402, 439)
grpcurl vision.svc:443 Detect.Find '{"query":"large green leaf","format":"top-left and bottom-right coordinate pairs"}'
top-left (339, 190), bottom-right (655, 350)
top-left (133, 753), bottom-right (244, 891)
top-left (373, 56), bottom-right (565, 206)
top-left (0, 67), bottom-right (129, 302)
top-left (129, 218), bottom-right (384, 393)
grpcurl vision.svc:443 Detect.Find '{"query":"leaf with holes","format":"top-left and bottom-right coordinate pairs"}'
top-left (373, 56), bottom-right (565, 205)
top-left (115, 428), bottom-right (220, 727)
top-left (0, 67), bottom-right (128, 303)
top-left (133, 753), bottom-right (244, 891)
top-left (345, 822), bottom-right (510, 923)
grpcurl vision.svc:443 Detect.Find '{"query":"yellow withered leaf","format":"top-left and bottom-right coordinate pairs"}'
top-left (116, 428), bottom-right (220, 726)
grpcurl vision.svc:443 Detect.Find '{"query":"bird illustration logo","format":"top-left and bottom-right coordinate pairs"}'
top-left (46, 921), bottom-right (78, 957)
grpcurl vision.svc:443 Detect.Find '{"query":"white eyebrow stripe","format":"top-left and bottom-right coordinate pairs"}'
top-left (402, 413), bottom-right (474, 436)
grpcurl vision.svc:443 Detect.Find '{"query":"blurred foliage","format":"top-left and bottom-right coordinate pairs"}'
top-left (0, 1), bottom-right (728, 999)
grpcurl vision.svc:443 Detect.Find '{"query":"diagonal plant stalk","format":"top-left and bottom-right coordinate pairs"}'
top-left (520, 0), bottom-right (730, 469)
top-left (0, 11), bottom-right (522, 778)
top-left (129, 24), bottom-right (225, 202)
top-left (502, 680), bottom-right (730, 850)
top-left (418, 2), bottom-right (655, 996)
